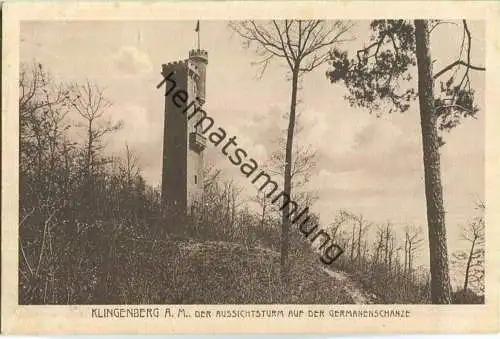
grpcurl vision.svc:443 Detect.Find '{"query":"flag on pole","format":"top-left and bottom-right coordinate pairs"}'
top-left (195, 20), bottom-right (200, 32)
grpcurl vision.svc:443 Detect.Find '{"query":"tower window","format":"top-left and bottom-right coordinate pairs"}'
top-left (194, 175), bottom-right (198, 184)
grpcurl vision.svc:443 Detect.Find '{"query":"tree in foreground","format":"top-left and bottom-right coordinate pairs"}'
top-left (266, 113), bottom-right (320, 221)
top-left (229, 20), bottom-right (353, 289)
top-left (326, 20), bottom-right (485, 303)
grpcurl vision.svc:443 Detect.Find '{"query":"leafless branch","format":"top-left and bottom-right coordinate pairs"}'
top-left (231, 20), bottom-right (353, 77)
top-left (20, 242), bottom-right (34, 276)
top-left (36, 210), bottom-right (57, 276)
top-left (429, 20), bottom-right (459, 34)
top-left (433, 21), bottom-right (485, 79)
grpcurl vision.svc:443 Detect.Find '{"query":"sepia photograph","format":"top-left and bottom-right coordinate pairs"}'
top-left (2, 1), bottom-right (500, 335)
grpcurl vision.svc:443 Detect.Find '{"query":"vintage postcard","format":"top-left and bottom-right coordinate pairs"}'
top-left (2, 0), bottom-right (500, 335)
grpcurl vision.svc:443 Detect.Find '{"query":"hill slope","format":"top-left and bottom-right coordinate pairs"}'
top-left (103, 239), bottom-right (356, 304)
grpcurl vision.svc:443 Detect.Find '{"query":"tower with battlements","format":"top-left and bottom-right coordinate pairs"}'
top-left (161, 49), bottom-right (208, 217)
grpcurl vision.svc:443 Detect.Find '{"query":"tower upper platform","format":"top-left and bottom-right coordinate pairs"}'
top-left (189, 49), bottom-right (208, 63)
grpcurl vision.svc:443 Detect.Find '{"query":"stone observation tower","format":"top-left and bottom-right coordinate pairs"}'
top-left (161, 49), bottom-right (208, 217)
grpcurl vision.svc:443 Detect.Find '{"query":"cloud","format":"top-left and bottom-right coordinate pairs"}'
top-left (353, 119), bottom-right (403, 152)
top-left (108, 104), bottom-right (157, 147)
top-left (111, 46), bottom-right (153, 75)
top-left (105, 104), bottom-right (163, 185)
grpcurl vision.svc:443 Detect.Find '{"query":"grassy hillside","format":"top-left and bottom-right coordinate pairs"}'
top-left (93, 238), bottom-right (354, 304)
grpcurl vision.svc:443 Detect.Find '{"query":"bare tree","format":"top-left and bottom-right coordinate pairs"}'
top-left (404, 226), bottom-right (424, 278)
top-left (327, 210), bottom-right (349, 243)
top-left (266, 113), bottom-right (320, 221)
top-left (200, 166), bottom-right (245, 237)
top-left (452, 203), bottom-right (485, 293)
top-left (355, 215), bottom-right (371, 268)
top-left (373, 223), bottom-right (395, 269)
top-left (230, 20), bottom-right (353, 287)
top-left (252, 191), bottom-right (273, 230)
top-left (338, 212), bottom-right (371, 267)
top-left (222, 180), bottom-right (245, 228)
top-left (121, 143), bottom-right (140, 187)
top-left (19, 63), bottom-right (73, 204)
top-left (71, 80), bottom-right (121, 183)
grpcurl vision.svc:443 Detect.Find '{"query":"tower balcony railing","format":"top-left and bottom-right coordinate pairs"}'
top-left (189, 131), bottom-right (207, 153)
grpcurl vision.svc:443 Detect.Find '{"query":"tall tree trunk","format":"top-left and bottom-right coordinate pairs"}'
top-left (357, 217), bottom-right (362, 266)
top-left (281, 67), bottom-right (299, 288)
top-left (375, 234), bottom-right (382, 265)
top-left (350, 224), bottom-right (355, 262)
top-left (362, 240), bottom-right (367, 270)
top-left (408, 242), bottom-right (413, 276)
top-left (87, 119), bottom-right (93, 180)
top-left (260, 198), bottom-right (266, 229)
top-left (85, 119), bottom-right (94, 213)
top-left (404, 236), bottom-right (408, 276)
top-left (384, 226), bottom-right (389, 266)
top-left (231, 196), bottom-right (236, 228)
top-left (388, 238), bottom-right (393, 273)
top-left (414, 19), bottom-right (452, 304)
top-left (463, 237), bottom-right (477, 292)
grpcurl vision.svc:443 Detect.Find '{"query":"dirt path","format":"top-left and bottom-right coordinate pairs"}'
top-left (186, 241), bottom-right (376, 304)
top-left (320, 266), bottom-right (377, 304)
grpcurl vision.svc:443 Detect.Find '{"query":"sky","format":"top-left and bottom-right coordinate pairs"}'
top-left (20, 20), bottom-right (485, 277)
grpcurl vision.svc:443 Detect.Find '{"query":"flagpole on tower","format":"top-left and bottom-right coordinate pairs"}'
top-left (195, 20), bottom-right (200, 50)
